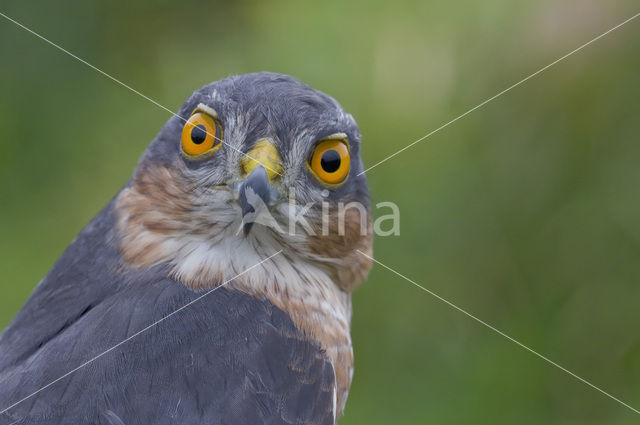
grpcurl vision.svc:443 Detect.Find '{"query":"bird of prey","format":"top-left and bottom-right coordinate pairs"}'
top-left (0, 72), bottom-right (373, 425)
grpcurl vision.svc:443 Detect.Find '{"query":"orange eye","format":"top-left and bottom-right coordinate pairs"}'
top-left (308, 140), bottom-right (350, 184)
top-left (180, 112), bottom-right (222, 157)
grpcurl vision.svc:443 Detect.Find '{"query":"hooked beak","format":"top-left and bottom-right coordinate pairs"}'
top-left (238, 165), bottom-right (280, 236)
top-left (236, 139), bottom-right (283, 236)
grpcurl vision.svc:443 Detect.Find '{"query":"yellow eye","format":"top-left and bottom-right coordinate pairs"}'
top-left (180, 112), bottom-right (222, 157)
top-left (308, 140), bottom-right (350, 184)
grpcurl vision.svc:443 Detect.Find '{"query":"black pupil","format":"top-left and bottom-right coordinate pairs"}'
top-left (320, 149), bottom-right (341, 173)
top-left (190, 124), bottom-right (208, 144)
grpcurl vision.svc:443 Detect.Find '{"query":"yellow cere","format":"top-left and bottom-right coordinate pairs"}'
top-left (241, 140), bottom-right (283, 180)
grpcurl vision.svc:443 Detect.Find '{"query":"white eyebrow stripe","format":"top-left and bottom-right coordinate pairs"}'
top-left (196, 102), bottom-right (219, 118)
top-left (323, 132), bottom-right (347, 141)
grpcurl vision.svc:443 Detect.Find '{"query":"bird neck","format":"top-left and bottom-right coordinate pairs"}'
top-left (114, 179), bottom-right (356, 414)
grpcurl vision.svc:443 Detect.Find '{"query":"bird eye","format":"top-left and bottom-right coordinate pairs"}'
top-left (308, 139), bottom-right (350, 185)
top-left (180, 112), bottom-right (223, 157)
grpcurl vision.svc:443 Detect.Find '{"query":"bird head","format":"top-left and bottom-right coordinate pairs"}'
top-left (115, 72), bottom-right (372, 291)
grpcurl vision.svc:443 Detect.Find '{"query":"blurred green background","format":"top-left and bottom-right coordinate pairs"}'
top-left (1, 0), bottom-right (639, 423)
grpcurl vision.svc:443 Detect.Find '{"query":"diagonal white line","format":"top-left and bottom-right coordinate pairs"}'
top-left (0, 11), bottom-right (282, 177)
top-left (358, 11), bottom-right (640, 176)
top-left (0, 250), bottom-right (283, 416)
top-left (356, 250), bottom-right (640, 415)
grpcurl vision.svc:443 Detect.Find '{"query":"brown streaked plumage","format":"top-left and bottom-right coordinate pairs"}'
top-left (115, 158), bottom-right (373, 411)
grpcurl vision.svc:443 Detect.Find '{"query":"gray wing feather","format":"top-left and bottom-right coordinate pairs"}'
top-left (0, 201), bottom-right (336, 425)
